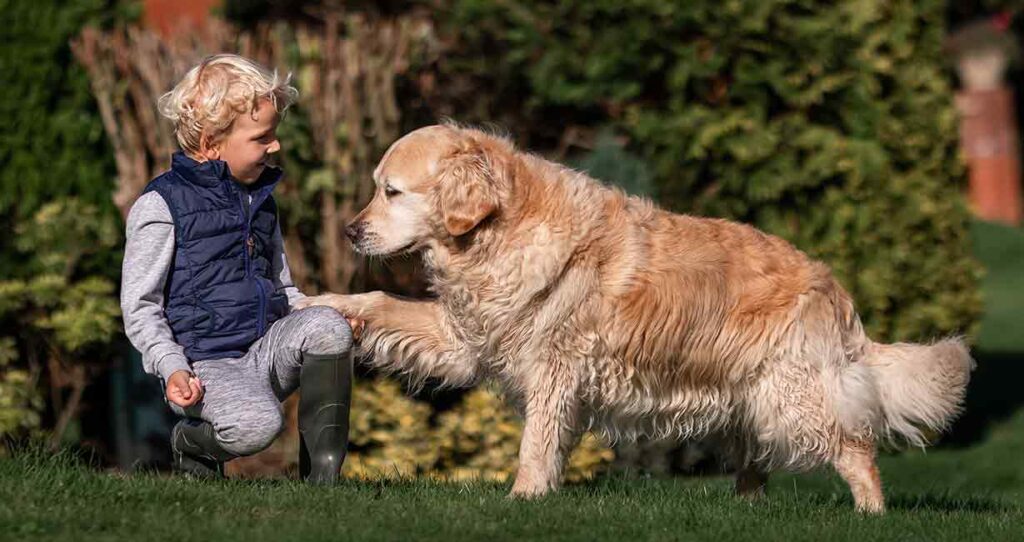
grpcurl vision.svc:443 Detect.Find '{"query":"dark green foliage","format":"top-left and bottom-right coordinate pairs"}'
top-left (0, 0), bottom-right (130, 441)
top-left (569, 130), bottom-right (655, 197)
top-left (439, 0), bottom-right (982, 342)
top-left (0, 0), bottom-right (124, 218)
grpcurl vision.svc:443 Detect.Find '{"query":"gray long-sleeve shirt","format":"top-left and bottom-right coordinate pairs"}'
top-left (120, 191), bottom-right (306, 383)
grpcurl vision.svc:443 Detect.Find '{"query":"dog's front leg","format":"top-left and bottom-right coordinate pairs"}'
top-left (299, 291), bottom-right (480, 387)
top-left (509, 365), bottom-right (581, 498)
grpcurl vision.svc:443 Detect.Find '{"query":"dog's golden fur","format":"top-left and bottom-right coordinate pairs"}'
top-left (300, 124), bottom-right (974, 512)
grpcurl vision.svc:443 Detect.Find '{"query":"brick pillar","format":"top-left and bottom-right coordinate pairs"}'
top-left (143, 0), bottom-right (221, 38)
top-left (956, 86), bottom-right (1023, 226)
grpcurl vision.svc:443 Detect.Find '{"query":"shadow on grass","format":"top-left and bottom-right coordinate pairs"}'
top-left (571, 474), bottom-right (1012, 515)
top-left (885, 493), bottom-right (1011, 514)
top-left (786, 491), bottom-right (1010, 514)
top-left (945, 349), bottom-right (1024, 447)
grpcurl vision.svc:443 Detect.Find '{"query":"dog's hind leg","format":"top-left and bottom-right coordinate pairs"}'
top-left (735, 464), bottom-right (769, 499)
top-left (832, 439), bottom-right (885, 514)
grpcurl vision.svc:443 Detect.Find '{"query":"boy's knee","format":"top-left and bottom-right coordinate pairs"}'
top-left (298, 306), bottom-right (352, 356)
top-left (217, 408), bottom-right (285, 456)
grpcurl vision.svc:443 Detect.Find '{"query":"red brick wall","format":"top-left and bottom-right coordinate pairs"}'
top-left (143, 0), bottom-right (221, 38)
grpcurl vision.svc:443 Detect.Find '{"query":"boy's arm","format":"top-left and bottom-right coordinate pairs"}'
top-left (120, 192), bottom-right (192, 383)
top-left (269, 220), bottom-right (307, 311)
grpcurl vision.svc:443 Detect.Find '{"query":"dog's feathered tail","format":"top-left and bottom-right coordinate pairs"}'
top-left (858, 338), bottom-right (974, 446)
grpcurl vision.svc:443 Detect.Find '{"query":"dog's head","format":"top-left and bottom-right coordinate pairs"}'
top-left (346, 124), bottom-right (508, 256)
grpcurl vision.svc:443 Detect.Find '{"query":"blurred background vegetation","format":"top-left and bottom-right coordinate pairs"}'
top-left (1, 0), bottom-right (1021, 481)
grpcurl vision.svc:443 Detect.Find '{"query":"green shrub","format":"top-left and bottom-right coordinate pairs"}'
top-left (344, 378), bottom-right (440, 479)
top-left (341, 380), bottom-right (613, 481)
top-left (0, 0), bottom-right (121, 220)
top-left (0, 200), bottom-right (122, 445)
top-left (431, 386), bottom-right (613, 482)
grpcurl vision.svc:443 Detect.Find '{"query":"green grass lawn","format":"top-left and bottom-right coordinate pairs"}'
top-left (2, 220), bottom-right (1022, 541)
top-left (2, 421), bottom-right (1024, 542)
top-left (972, 220), bottom-right (1024, 353)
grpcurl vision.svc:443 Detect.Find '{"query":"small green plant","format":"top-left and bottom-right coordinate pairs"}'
top-left (0, 200), bottom-right (122, 449)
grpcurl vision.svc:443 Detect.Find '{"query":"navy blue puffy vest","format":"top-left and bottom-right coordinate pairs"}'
top-left (144, 152), bottom-right (290, 361)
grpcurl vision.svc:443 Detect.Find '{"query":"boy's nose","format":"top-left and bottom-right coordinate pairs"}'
top-left (345, 222), bottom-right (364, 243)
top-left (268, 140), bottom-right (281, 154)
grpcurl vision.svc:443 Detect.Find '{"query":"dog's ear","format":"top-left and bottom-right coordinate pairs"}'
top-left (437, 140), bottom-right (500, 237)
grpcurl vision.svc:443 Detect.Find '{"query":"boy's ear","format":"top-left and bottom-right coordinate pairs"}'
top-left (199, 133), bottom-right (220, 160)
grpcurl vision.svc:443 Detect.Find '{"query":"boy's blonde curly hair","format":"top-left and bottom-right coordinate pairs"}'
top-left (158, 54), bottom-right (299, 156)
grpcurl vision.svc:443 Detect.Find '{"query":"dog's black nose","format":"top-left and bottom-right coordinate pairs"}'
top-left (345, 222), bottom-right (365, 243)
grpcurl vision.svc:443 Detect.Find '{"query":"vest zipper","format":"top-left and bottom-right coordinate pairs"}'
top-left (238, 188), bottom-right (267, 337)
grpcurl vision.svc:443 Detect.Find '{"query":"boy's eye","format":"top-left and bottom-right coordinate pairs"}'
top-left (385, 185), bottom-right (401, 197)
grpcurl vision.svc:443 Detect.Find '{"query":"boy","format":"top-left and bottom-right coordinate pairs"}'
top-left (121, 54), bottom-right (353, 483)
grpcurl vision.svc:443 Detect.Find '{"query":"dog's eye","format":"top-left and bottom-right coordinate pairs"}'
top-left (385, 185), bottom-right (401, 198)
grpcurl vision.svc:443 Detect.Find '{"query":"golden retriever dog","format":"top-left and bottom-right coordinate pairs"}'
top-left (298, 124), bottom-right (973, 512)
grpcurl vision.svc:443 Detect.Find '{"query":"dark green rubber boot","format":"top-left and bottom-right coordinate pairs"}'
top-left (298, 351), bottom-right (353, 484)
top-left (170, 418), bottom-right (236, 479)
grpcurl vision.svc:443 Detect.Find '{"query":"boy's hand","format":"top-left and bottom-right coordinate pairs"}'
top-left (166, 370), bottom-right (204, 408)
top-left (295, 296), bottom-right (365, 341)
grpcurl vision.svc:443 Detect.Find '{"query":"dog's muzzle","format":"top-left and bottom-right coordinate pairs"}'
top-left (345, 221), bottom-right (365, 244)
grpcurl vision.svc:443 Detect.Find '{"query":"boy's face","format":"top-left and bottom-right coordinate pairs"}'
top-left (204, 98), bottom-right (281, 184)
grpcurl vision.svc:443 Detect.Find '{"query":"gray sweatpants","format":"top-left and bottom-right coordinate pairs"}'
top-left (169, 306), bottom-right (353, 456)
